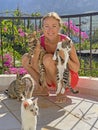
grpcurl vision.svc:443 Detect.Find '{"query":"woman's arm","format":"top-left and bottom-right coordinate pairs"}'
top-left (30, 44), bottom-right (41, 68)
top-left (68, 44), bottom-right (80, 73)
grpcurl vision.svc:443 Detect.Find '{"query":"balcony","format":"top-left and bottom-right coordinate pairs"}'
top-left (0, 12), bottom-right (98, 130)
top-left (0, 11), bottom-right (98, 76)
top-left (0, 80), bottom-right (98, 130)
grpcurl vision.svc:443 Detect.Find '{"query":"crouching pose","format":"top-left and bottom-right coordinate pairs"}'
top-left (22, 12), bottom-right (80, 103)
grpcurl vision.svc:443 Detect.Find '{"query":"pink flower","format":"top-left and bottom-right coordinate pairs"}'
top-left (9, 67), bottom-right (18, 74)
top-left (4, 27), bottom-right (7, 32)
top-left (81, 32), bottom-right (89, 39)
top-left (63, 20), bottom-right (89, 40)
top-left (18, 28), bottom-right (25, 37)
top-left (18, 67), bottom-right (28, 74)
top-left (19, 32), bottom-right (25, 37)
top-left (9, 67), bottom-right (28, 74)
top-left (18, 28), bottom-right (23, 33)
top-left (3, 54), bottom-right (13, 67)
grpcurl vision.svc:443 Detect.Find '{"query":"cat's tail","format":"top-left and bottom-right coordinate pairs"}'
top-left (69, 87), bottom-right (79, 94)
top-left (22, 74), bottom-right (35, 98)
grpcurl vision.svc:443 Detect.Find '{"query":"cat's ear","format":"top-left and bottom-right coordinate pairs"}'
top-left (34, 97), bottom-right (38, 104)
top-left (31, 97), bottom-right (38, 104)
top-left (16, 71), bottom-right (21, 79)
top-left (35, 97), bottom-right (38, 102)
top-left (21, 94), bottom-right (25, 101)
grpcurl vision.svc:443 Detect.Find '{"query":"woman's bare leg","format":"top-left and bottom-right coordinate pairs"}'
top-left (22, 53), bottom-right (49, 96)
top-left (22, 54), bottom-right (40, 84)
top-left (43, 54), bottom-right (57, 85)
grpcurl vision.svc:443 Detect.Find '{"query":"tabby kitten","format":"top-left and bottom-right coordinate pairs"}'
top-left (21, 97), bottom-right (39, 130)
top-left (27, 31), bottom-right (47, 87)
top-left (5, 73), bottom-right (26, 101)
top-left (53, 39), bottom-right (79, 95)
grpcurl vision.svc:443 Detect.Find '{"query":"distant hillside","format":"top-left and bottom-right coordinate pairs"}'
top-left (0, 0), bottom-right (98, 16)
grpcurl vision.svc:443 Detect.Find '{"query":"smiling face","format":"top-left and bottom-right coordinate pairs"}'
top-left (42, 17), bottom-right (61, 41)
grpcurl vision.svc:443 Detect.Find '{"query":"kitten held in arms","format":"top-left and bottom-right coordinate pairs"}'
top-left (53, 39), bottom-right (79, 95)
top-left (27, 31), bottom-right (47, 88)
top-left (21, 96), bottom-right (39, 130)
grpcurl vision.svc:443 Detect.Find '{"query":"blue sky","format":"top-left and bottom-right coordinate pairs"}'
top-left (0, 0), bottom-right (24, 11)
top-left (0, 0), bottom-right (98, 16)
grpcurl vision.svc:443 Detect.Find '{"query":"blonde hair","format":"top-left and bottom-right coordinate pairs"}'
top-left (42, 12), bottom-right (62, 27)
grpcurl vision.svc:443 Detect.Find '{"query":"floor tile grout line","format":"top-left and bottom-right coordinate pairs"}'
top-left (44, 96), bottom-right (85, 128)
top-left (44, 96), bottom-right (98, 129)
top-left (2, 100), bottom-right (21, 124)
top-left (71, 103), bottom-right (98, 130)
top-left (89, 117), bottom-right (98, 130)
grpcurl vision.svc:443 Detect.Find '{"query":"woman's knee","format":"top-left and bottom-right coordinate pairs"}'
top-left (43, 54), bottom-right (54, 67)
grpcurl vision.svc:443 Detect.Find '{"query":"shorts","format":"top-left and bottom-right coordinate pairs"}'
top-left (70, 70), bottom-right (79, 88)
top-left (47, 69), bottom-right (79, 89)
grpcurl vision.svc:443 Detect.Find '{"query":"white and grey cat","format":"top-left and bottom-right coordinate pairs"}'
top-left (53, 39), bottom-right (79, 95)
top-left (21, 96), bottom-right (39, 130)
top-left (21, 74), bottom-right (39, 130)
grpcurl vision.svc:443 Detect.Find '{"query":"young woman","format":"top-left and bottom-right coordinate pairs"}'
top-left (22, 12), bottom-right (80, 103)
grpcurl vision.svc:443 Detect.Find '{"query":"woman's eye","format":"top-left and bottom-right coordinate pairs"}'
top-left (53, 25), bottom-right (57, 28)
top-left (44, 25), bottom-right (49, 29)
top-left (43, 25), bottom-right (58, 30)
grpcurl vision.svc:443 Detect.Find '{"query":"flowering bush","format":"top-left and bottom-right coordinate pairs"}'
top-left (1, 19), bottom-right (30, 55)
top-left (0, 17), bottom-right (41, 74)
top-left (3, 53), bottom-right (13, 68)
top-left (0, 53), bottom-right (27, 75)
top-left (0, 13), bottom-right (89, 75)
top-left (62, 20), bottom-right (89, 41)
top-left (8, 67), bottom-right (28, 75)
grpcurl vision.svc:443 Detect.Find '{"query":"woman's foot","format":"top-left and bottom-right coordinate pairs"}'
top-left (32, 86), bottom-right (49, 96)
top-left (55, 93), bottom-right (67, 103)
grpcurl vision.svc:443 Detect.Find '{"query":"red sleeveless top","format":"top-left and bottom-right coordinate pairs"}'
top-left (40, 33), bottom-right (68, 49)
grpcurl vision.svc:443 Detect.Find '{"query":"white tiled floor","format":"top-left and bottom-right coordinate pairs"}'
top-left (0, 91), bottom-right (98, 130)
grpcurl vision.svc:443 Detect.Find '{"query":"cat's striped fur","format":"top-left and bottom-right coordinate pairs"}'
top-left (5, 74), bottom-right (35, 101)
top-left (53, 39), bottom-right (79, 95)
top-left (27, 31), bottom-right (47, 87)
top-left (5, 74), bottom-right (26, 101)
